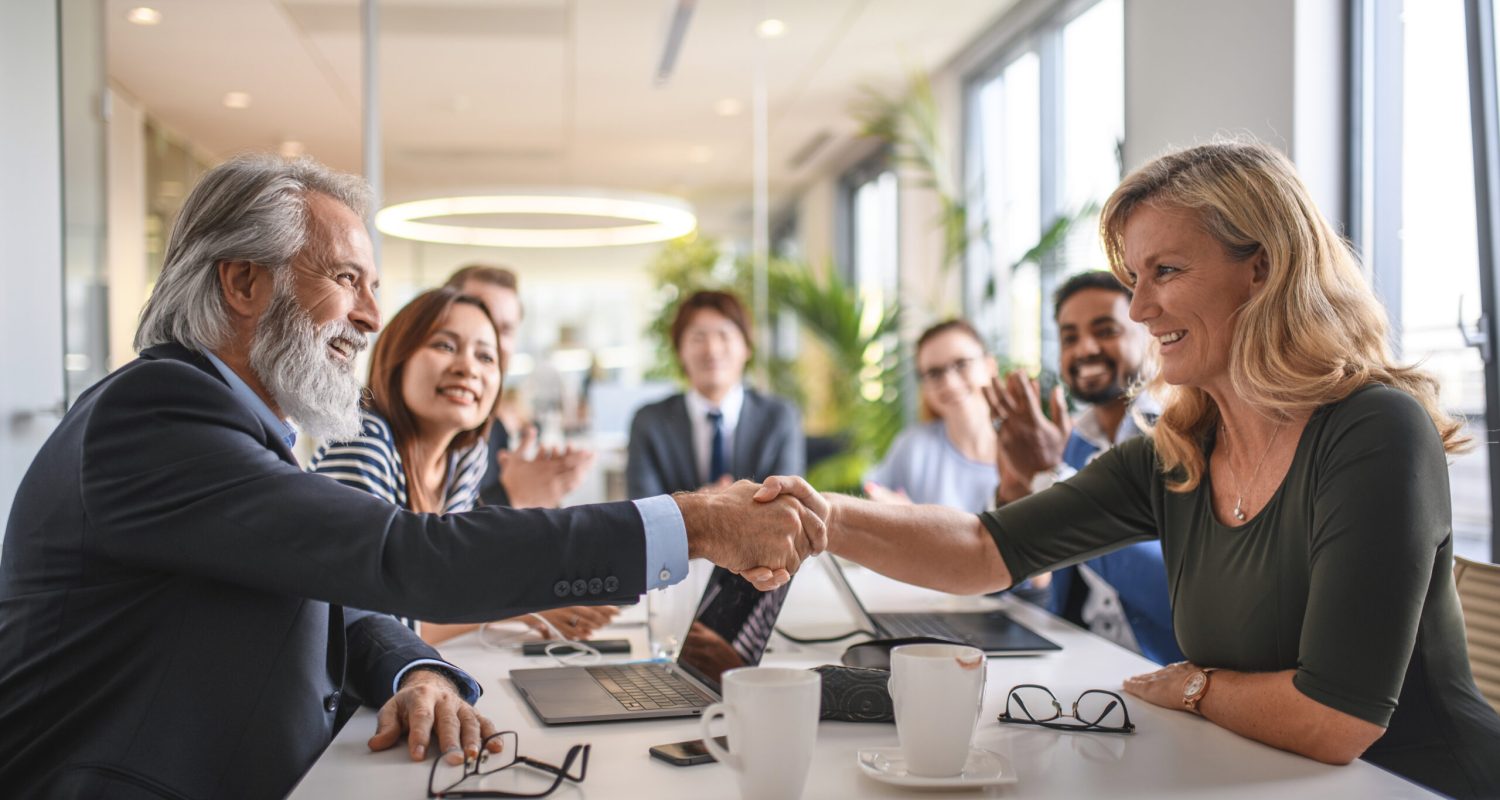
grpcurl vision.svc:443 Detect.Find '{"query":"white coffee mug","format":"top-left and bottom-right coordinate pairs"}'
top-left (699, 667), bottom-right (822, 800)
top-left (888, 643), bottom-right (987, 777)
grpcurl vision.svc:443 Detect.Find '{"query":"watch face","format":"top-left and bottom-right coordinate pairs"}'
top-left (1184, 673), bottom-right (1206, 697)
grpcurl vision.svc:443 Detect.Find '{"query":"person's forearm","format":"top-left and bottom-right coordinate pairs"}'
top-left (826, 494), bottom-right (1011, 594)
top-left (1196, 670), bottom-right (1384, 765)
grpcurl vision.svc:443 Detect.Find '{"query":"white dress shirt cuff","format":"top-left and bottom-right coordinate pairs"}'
top-left (393, 658), bottom-right (482, 705)
top-left (634, 495), bottom-right (690, 590)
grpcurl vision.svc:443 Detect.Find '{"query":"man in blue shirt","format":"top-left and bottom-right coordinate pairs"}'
top-left (988, 270), bottom-right (1183, 664)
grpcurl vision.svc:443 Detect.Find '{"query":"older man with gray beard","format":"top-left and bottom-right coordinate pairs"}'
top-left (0, 154), bottom-right (821, 799)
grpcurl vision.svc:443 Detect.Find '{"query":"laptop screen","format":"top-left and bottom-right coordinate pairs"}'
top-left (673, 566), bottom-right (793, 694)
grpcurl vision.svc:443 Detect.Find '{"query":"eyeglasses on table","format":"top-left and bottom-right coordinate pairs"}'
top-left (997, 684), bottom-right (1136, 734)
top-left (427, 730), bottom-right (590, 798)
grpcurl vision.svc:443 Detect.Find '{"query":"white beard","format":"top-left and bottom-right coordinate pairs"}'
top-left (248, 283), bottom-right (367, 442)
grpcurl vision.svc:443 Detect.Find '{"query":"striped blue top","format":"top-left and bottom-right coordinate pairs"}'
top-left (309, 408), bottom-right (489, 513)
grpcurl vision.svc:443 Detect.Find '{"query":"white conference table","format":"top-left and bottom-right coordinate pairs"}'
top-left (292, 558), bottom-right (1434, 799)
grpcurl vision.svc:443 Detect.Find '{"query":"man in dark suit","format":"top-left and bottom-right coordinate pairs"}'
top-left (627, 290), bottom-right (805, 498)
top-left (0, 155), bottom-right (820, 799)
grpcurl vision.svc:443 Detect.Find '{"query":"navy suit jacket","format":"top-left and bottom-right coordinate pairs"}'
top-left (0, 344), bottom-right (644, 798)
top-left (625, 388), bottom-right (804, 498)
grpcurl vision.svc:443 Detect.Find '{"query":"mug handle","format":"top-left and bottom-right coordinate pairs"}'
top-left (699, 703), bottom-right (742, 771)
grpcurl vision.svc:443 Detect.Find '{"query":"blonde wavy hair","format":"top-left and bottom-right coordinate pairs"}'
top-left (1100, 139), bottom-right (1468, 492)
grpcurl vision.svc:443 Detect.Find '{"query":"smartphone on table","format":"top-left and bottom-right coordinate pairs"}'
top-left (520, 638), bottom-right (632, 656)
top-left (649, 736), bottom-right (728, 766)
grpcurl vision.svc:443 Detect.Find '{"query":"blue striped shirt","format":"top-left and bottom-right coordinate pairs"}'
top-left (310, 409), bottom-right (488, 513)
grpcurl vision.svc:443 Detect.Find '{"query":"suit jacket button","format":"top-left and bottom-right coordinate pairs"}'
top-left (588, 578), bottom-right (603, 595)
top-left (324, 692), bottom-right (340, 713)
top-left (572, 579), bottom-right (588, 596)
top-left (603, 576), bottom-right (618, 593)
top-left (554, 580), bottom-right (571, 598)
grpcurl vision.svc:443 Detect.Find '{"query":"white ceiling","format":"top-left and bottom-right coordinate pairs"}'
top-left (106, 0), bottom-right (1017, 238)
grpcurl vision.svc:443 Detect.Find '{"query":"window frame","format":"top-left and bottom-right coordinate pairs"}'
top-left (960, 0), bottom-right (1121, 372)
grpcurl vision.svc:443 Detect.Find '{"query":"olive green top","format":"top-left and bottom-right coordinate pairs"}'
top-left (982, 384), bottom-right (1500, 799)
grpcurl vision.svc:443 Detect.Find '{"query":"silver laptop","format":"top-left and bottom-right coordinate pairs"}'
top-left (511, 566), bottom-right (792, 724)
top-left (824, 556), bottom-right (1061, 655)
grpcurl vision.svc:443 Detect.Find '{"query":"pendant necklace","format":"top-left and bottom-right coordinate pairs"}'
top-left (1220, 418), bottom-right (1284, 522)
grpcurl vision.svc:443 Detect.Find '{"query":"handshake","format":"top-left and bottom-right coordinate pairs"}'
top-left (672, 477), bottom-right (829, 591)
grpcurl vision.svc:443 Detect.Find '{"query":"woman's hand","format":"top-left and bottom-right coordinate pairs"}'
top-left (1122, 661), bottom-right (1197, 711)
top-left (524, 605), bottom-right (620, 640)
top-left (863, 481), bottom-right (912, 505)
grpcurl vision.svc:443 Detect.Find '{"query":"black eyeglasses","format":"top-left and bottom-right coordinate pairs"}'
top-left (918, 357), bottom-right (979, 385)
top-left (997, 684), bottom-right (1135, 734)
top-left (427, 731), bottom-right (590, 798)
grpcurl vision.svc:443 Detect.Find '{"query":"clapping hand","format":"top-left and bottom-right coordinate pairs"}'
top-left (498, 425), bottom-right (595, 508)
top-left (983, 372), bottom-right (1071, 501)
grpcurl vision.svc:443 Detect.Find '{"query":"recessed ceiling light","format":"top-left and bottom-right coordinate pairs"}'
top-left (375, 192), bottom-right (698, 249)
top-left (126, 7), bottom-right (162, 26)
top-left (757, 18), bottom-right (786, 38)
top-left (715, 98), bottom-right (743, 117)
top-left (688, 146), bottom-right (714, 164)
top-left (222, 92), bottom-right (252, 109)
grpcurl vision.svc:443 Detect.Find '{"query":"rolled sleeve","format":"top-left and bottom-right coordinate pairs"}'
top-left (633, 495), bottom-right (689, 590)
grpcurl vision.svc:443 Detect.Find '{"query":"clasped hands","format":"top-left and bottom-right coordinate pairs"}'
top-left (674, 476), bottom-right (831, 591)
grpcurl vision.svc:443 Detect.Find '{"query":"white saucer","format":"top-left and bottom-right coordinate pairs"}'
top-left (856, 746), bottom-right (1017, 788)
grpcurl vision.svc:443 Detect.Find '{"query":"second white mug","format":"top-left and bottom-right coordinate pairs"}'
top-left (699, 666), bottom-right (822, 800)
top-left (889, 643), bottom-right (987, 777)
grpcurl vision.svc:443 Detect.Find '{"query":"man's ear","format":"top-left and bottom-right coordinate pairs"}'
top-left (218, 260), bottom-right (273, 320)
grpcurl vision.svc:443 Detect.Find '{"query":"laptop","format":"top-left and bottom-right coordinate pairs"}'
top-left (511, 566), bottom-right (792, 724)
top-left (824, 556), bottom-right (1061, 655)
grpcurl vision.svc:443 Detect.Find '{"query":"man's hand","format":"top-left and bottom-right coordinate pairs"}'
top-left (984, 372), bottom-right (1071, 479)
top-left (498, 425), bottom-right (595, 508)
top-left (368, 668), bottom-right (502, 765)
top-left (675, 479), bottom-right (827, 590)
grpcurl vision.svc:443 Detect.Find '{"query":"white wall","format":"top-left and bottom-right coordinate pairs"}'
top-left (0, 2), bottom-right (65, 532)
top-left (1123, 0), bottom-right (1348, 227)
top-left (107, 84), bottom-right (148, 370)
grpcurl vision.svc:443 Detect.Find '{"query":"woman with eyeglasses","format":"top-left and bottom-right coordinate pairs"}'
top-left (754, 140), bottom-right (1500, 798)
top-left (865, 320), bottom-right (1003, 511)
top-left (310, 288), bottom-right (617, 646)
top-left (864, 319), bottom-right (1050, 601)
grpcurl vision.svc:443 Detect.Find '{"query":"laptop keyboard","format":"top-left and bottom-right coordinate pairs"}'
top-left (878, 613), bottom-right (973, 643)
top-left (587, 663), bottom-right (710, 711)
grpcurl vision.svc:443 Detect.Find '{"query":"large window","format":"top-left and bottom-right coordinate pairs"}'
top-left (964, 0), bottom-right (1123, 373)
top-left (1358, 0), bottom-right (1492, 561)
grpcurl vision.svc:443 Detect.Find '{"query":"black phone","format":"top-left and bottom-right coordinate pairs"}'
top-left (649, 736), bottom-right (728, 767)
top-left (520, 638), bottom-right (632, 656)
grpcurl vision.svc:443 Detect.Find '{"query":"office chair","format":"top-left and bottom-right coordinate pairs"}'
top-left (1454, 555), bottom-right (1500, 714)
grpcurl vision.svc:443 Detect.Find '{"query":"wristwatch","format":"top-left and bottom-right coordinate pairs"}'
top-left (1182, 667), bottom-right (1218, 714)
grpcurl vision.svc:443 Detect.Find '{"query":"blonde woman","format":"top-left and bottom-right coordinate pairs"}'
top-left (752, 140), bottom-right (1500, 798)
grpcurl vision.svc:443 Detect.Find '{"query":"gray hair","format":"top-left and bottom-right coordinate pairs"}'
top-left (134, 153), bottom-right (372, 352)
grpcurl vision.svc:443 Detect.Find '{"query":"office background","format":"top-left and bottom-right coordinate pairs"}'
top-left (1, 0), bottom-right (1495, 565)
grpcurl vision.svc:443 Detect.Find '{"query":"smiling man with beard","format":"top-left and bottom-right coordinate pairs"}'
top-left (0, 154), bottom-right (822, 799)
top-left (986, 270), bottom-right (1184, 665)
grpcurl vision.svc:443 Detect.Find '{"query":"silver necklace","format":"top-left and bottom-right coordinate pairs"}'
top-left (1219, 418), bottom-right (1284, 522)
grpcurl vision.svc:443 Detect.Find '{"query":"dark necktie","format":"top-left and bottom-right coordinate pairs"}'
top-left (707, 409), bottom-right (727, 483)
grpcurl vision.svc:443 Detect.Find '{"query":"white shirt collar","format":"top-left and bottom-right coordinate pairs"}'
top-left (685, 383), bottom-right (745, 430)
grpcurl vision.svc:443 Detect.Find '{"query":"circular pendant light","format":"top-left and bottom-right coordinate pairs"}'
top-left (374, 191), bottom-right (697, 248)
